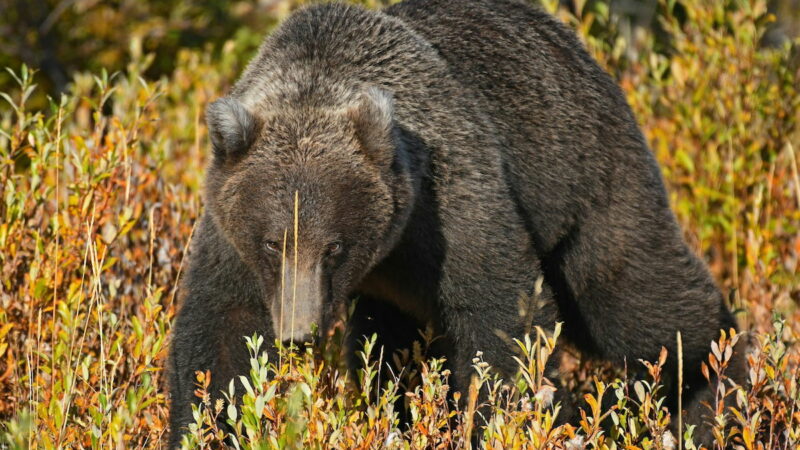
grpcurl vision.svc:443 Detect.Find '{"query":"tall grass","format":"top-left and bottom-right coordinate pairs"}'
top-left (0, 0), bottom-right (798, 448)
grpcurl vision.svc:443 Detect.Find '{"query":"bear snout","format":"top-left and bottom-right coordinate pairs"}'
top-left (270, 263), bottom-right (323, 345)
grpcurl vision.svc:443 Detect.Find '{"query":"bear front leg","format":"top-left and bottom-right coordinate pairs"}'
top-left (168, 297), bottom-right (271, 448)
top-left (167, 216), bottom-right (270, 448)
top-left (440, 298), bottom-right (567, 428)
top-left (346, 296), bottom-right (438, 425)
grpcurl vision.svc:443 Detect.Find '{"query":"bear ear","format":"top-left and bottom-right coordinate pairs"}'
top-left (206, 97), bottom-right (258, 161)
top-left (346, 87), bottom-right (395, 169)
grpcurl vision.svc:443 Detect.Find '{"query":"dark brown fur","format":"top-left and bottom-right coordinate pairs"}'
top-left (167, 1), bottom-right (744, 446)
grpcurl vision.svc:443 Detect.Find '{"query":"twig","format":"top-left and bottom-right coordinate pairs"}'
top-left (786, 142), bottom-right (800, 210)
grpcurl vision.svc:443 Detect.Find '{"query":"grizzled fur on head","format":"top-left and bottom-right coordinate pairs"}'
top-left (203, 82), bottom-right (415, 343)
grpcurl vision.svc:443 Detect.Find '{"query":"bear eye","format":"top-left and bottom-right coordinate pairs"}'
top-left (264, 240), bottom-right (281, 254)
top-left (326, 241), bottom-right (342, 257)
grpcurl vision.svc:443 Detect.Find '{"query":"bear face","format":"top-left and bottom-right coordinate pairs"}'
top-left (202, 88), bottom-right (415, 343)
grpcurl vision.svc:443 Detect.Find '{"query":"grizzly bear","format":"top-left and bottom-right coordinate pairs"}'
top-left (168, 0), bottom-right (743, 446)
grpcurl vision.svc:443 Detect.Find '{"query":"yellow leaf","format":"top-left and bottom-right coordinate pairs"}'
top-left (0, 322), bottom-right (13, 340)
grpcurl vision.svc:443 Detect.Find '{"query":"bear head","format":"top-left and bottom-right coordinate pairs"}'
top-left (203, 86), bottom-right (417, 344)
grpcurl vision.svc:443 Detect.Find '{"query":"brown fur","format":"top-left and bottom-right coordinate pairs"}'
top-left (167, 1), bottom-right (744, 446)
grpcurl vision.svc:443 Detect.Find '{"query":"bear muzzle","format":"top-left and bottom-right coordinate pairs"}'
top-left (270, 262), bottom-right (323, 345)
